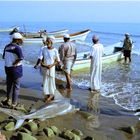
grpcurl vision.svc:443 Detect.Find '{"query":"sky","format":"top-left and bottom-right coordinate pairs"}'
top-left (0, 1), bottom-right (140, 23)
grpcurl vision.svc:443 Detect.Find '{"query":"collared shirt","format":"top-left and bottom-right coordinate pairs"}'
top-left (41, 47), bottom-right (60, 77)
top-left (59, 41), bottom-right (77, 62)
top-left (42, 47), bottom-right (60, 65)
top-left (3, 43), bottom-right (24, 79)
top-left (3, 43), bottom-right (24, 67)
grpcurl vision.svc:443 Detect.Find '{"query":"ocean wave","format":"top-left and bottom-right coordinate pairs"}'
top-left (93, 30), bottom-right (140, 38)
top-left (132, 50), bottom-right (140, 56)
top-left (73, 78), bottom-right (140, 112)
top-left (102, 82), bottom-right (140, 111)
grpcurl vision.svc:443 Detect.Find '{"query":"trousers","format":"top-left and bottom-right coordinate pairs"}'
top-left (6, 76), bottom-right (20, 103)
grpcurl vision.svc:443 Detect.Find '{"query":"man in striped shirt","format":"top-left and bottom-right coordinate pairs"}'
top-left (2, 33), bottom-right (24, 108)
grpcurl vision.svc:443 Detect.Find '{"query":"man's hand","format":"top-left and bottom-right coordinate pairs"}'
top-left (13, 59), bottom-right (22, 67)
top-left (34, 65), bottom-right (38, 69)
top-left (46, 65), bottom-right (52, 69)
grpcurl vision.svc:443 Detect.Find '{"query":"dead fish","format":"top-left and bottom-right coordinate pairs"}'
top-left (0, 99), bottom-right (77, 130)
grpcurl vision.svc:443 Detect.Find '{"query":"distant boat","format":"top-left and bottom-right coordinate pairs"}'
top-left (0, 26), bottom-right (19, 33)
top-left (71, 42), bottom-right (124, 71)
top-left (22, 29), bottom-right (69, 38)
top-left (23, 29), bottom-right (91, 44)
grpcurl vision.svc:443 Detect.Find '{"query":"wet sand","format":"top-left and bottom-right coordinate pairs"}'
top-left (0, 77), bottom-right (140, 140)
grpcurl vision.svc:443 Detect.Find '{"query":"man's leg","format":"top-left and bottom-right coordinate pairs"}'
top-left (12, 78), bottom-right (20, 105)
top-left (129, 52), bottom-right (131, 62)
top-left (6, 76), bottom-right (13, 101)
top-left (43, 73), bottom-right (49, 96)
top-left (65, 72), bottom-right (72, 90)
top-left (64, 60), bottom-right (73, 90)
top-left (124, 56), bottom-right (127, 63)
top-left (129, 57), bottom-right (131, 62)
top-left (1, 75), bottom-right (13, 106)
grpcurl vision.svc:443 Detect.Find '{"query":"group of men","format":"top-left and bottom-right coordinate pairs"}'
top-left (34, 34), bottom-right (77, 103)
top-left (1, 31), bottom-right (133, 107)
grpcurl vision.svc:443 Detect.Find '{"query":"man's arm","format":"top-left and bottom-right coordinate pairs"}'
top-left (34, 59), bottom-right (42, 69)
top-left (2, 48), bottom-right (5, 59)
top-left (74, 47), bottom-right (77, 61)
top-left (41, 59), bottom-right (59, 69)
top-left (34, 46), bottom-right (44, 69)
top-left (13, 59), bottom-right (23, 66)
top-left (59, 45), bottom-right (65, 62)
top-left (13, 46), bottom-right (24, 66)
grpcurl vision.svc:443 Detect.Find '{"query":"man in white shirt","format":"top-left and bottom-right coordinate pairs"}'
top-left (40, 36), bottom-right (60, 103)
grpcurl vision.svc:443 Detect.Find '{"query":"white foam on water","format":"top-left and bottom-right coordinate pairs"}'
top-left (101, 82), bottom-right (140, 111)
top-left (76, 81), bottom-right (90, 90)
top-left (74, 78), bottom-right (140, 112)
top-left (132, 50), bottom-right (140, 56)
top-left (101, 83), bottom-right (118, 98)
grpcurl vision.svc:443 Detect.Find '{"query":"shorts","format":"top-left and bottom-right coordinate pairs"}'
top-left (123, 50), bottom-right (131, 57)
top-left (63, 60), bottom-right (74, 74)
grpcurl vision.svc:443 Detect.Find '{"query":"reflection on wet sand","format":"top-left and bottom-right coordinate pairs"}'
top-left (86, 92), bottom-right (100, 129)
top-left (57, 83), bottom-right (72, 98)
top-left (57, 81), bottom-right (101, 129)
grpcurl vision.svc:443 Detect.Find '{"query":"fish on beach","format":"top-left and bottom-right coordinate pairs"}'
top-left (0, 99), bottom-right (77, 130)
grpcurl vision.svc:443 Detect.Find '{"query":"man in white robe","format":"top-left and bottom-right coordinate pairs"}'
top-left (40, 36), bottom-right (60, 103)
top-left (90, 35), bottom-right (104, 92)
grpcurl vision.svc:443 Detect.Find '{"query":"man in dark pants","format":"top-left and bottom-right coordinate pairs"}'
top-left (2, 33), bottom-right (24, 107)
top-left (123, 33), bottom-right (133, 63)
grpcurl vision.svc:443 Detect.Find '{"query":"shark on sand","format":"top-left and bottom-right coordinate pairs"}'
top-left (0, 98), bottom-right (77, 130)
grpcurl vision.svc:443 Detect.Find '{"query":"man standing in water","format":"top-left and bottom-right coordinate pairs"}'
top-left (90, 35), bottom-right (104, 93)
top-left (2, 33), bottom-right (24, 107)
top-left (59, 34), bottom-right (77, 91)
top-left (122, 33), bottom-right (133, 63)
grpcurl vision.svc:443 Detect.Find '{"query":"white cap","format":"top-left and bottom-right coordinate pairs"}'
top-left (92, 35), bottom-right (99, 41)
top-left (12, 33), bottom-right (23, 40)
top-left (125, 33), bottom-right (130, 36)
top-left (48, 35), bottom-right (55, 42)
top-left (63, 34), bottom-right (70, 38)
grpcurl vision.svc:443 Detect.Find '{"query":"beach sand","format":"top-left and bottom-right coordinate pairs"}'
top-left (0, 78), bottom-right (140, 140)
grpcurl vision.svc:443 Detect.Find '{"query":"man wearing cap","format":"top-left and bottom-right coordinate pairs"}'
top-left (122, 33), bottom-right (133, 63)
top-left (59, 34), bottom-right (77, 91)
top-left (40, 36), bottom-right (60, 103)
top-left (90, 35), bottom-right (104, 93)
top-left (2, 33), bottom-right (24, 107)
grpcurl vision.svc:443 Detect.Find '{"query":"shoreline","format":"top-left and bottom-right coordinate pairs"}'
top-left (0, 59), bottom-right (139, 139)
top-left (0, 76), bottom-right (139, 140)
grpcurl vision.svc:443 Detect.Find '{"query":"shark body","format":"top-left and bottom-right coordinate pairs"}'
top-left (0, 99), bottom-right (76, 130)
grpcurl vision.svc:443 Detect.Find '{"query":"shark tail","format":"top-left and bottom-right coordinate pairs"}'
top-left (14, 119), bottom-right (25, 130)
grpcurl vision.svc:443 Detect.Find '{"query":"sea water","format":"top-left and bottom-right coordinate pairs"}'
top-left (0, 21), bottom-right (140, 115)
